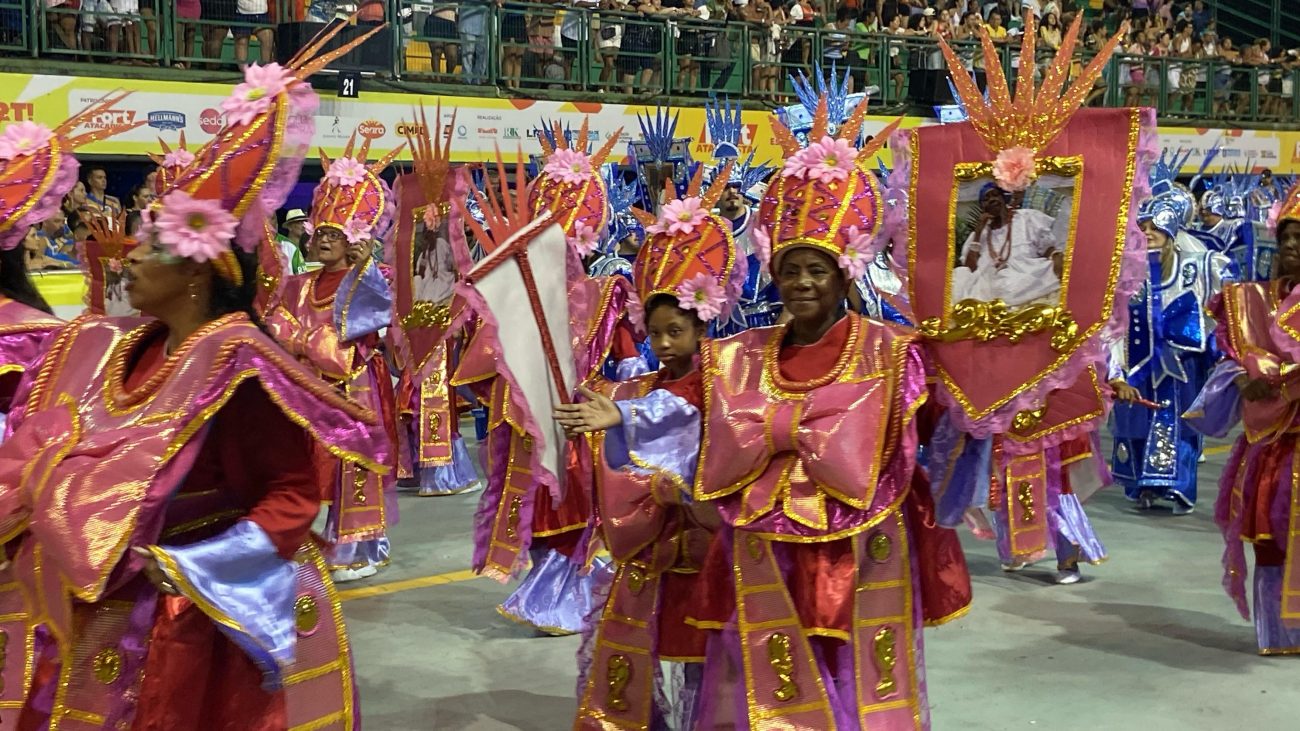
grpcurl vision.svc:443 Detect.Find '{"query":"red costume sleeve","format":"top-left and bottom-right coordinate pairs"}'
top-left (905, 467), bottom-right (973, 625)
top-left (208, 382), bottom-right (321, 558)
top-left (611, 318), bottom-right (642, 361)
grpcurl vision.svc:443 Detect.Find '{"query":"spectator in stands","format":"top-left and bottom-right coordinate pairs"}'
top-left (47, 0), bottom-right (80, 52)
top-left (884, 12), bottom-right (908, 99)
top-left (423, 4), bottom-right (459, 82)
top-left (847, 7), bottom-right (877, 93)
top-left (36, 211), bottom-right (78, 266)
top-left (984, 8), bottom-right (1007, 42)
top-left (79, 0), bottom-right (122, 61)
top-left (173, 0), bottom-right (201, 67)
top-left (560, 0), bottom-right (600, 87)
top-left (203, 0), bottom-right (237, 70)
top-left (1039, 9), bottom-right (1061, 50)
top-left (459, 0), bottom-right (490, 84)
top-left (525, 3), bottom-right (561, 88)
top-left (1279, 49), bottom-right (1299, 119)
top-left (666, 0), bottom-right (703, 93)
top-left (699, 0), bottom-right (736, 91)
top-left (127, 183), bottom-right (154, 213)
top-left (82, 166), bottom-right (121, 218)
top-left (1190, 0), bottom-right (1208, 34)
top-left (595, 0), bottom-right (627, 92)
top-left (619, 0), bottom-right (662, 93)
top-left (23, 226), bottom-right (75, 272)
top-left (501, 1), bottom-right (528, 89)
top-left (1241, 38), bottom-right (1271, 116)
top-left (1121, 30), bottom-right (1146, 106)
top-left (233, 0), bottom-right (275, 68)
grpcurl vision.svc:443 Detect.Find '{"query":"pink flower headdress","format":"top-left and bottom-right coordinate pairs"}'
top-left (628, 163), bottom-right (741, 327)
top-left (308, 129), bottom-right (404, 248)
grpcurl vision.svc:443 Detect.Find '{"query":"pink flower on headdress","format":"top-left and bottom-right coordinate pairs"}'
top-left (222, 62), bottom-right (292, 127)
top-left (162, 148), bottom-right (196, 169)
top-left (0, 121), bottom-right (53, 160)
top-left (783, 136), bottom-right (857, 183)
top-left (422, 205), bottom-right (442, 229)
top-left (752, 224), bottom-right (772, 268)
top-left (108, 258), bottom-right (124, 274)
top-left (992, 146), bottom-right (1038, 193)
top-left (839, 225), bottom-right (873, 280)
top-left (326, 157), bottom-right (369, 188)
top-left (543, 148), bottom-right (593, 185)
top-left (342, 217), bottom-right (372, 244)
top-left (656, 197), bottom-right (708, 236)
top-left (675, 272), bottom-right (727, 322)
top-left (567, 222), bottom-right (601, 256)
top-left (153, 190), bottom-right (239, 262)
top-left (303, 221), bottom-right (315, 237)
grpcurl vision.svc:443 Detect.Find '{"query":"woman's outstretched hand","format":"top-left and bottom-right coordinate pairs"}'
top-left (554, 386), bottom-right (623, 437)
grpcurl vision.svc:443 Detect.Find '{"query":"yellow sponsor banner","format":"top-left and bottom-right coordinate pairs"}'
top-left (5, 71), bottom-right (1298, 171)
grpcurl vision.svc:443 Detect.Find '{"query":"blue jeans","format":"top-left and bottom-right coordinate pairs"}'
top-left (460, 31), bottom-right (488, 83)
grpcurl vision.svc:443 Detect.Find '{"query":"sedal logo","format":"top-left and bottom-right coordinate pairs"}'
top-left (199, 108), bottom-right (225, 134)
top-left (358, 120), bottom-right (386, 139)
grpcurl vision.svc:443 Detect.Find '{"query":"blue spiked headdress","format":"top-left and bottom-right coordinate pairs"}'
top-left (604, 165), bottom-right (644, 254)
top-left (777, 65), bottom-right (868, 145)
top-left (628, 105), bottom-right (693, 211)
top-left (705, 97), bottom-right (744, 160)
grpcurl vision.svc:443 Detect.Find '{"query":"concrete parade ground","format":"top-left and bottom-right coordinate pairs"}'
top-left (338, 432), bottom-right (1298, 730)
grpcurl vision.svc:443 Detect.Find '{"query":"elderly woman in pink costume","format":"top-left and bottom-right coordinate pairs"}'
top-left (1187, 182), bottom-right (1300, 656)
top-left (0, 43), bottom-right (386, 730)
top-left (556, 164), bottom-right (745, 729)
top-left (554, 99), bottom-right (972, 729)
top-left (265, 135), bottom-right (402, 583)
top-left (456, 124), bottom-right (647, 636)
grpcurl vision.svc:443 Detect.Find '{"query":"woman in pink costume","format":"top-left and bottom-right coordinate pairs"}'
top-left (558, 98), bottom-right (972, 729)
top-left (0, 44), bottom-right (385, 729)
top-left (265, 135), bottom-right (402, 583)
top-left (0, 110), bottom-right (104, 424)
top-left (1188, 181), bottom-right (1300, 656)
top-left (458, 126), bottom-right (646, 636)
top-left (557, 164), bottom-right (745, 729)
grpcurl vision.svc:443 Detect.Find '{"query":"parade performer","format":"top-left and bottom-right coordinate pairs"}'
top-left (916, 15), bottom-right (1147, 584)
top-left (455, 122), bottom-right (643, 636)
top-left (1109, 193), bottom-right (1234, 514)
top-left (556, 164), bottom-right (743, 729)
top-left (390, 105), bottom-right (481, 497)
top-left (265, 132), bottom-right (402, 582)
top-left (567, 91), bottom-right (972, 728)
top-left (1186, 180), bottom-right (1300, 655)
top-left (1196, 176), bottom-right (1258, 280)
top-left (0, 39), bottom-right (384, 727)
top-left (0, 112), bottom-right (91, 421)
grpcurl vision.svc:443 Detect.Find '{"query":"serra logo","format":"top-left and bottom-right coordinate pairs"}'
top-left (358, 120), bottom-right (386, 138)
top-left (199, 108), bottom-right (225, 134)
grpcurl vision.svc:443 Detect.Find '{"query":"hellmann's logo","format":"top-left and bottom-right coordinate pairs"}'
top-left (147, 111), bottom-right (186, 131)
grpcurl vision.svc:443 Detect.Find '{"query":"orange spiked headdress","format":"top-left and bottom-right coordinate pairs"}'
top-left (0, 93), bottom-right (141, 250)
top-left (308, 130), bottom-right (404, 245)
top-left (150, 20), bottom-right (385, 285)
top-left (757, 90), bottom-right (899, 276)
top-left (1272, 181), bottom-right (1300, 235)
top-left (528, 117), bottom-right (623, 255)
top-left (629, 163), bottom-right (742, 325)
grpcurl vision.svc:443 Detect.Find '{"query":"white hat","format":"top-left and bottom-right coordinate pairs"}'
top-left (922, 6), bottom-right (935, 15)
top-left (283, 208), bottom-right (309, 224)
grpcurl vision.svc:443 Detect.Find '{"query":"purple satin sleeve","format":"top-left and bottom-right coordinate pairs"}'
top-left (150, 520), bottom-right (297, 689)
top-left (614, 356), bottom-right (650, 381)
top-left (333, 260), bottom-right (393, 342)
top-left (1184, 359), bottom-right (1244, 438)
top-left (605, 390), bottom-right (701, 492)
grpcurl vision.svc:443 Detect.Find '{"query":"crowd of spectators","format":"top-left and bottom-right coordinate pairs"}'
top-left (397, 0), bottom-right (1295, 113)
top-left (1, 0), bottom-right (1294, 116)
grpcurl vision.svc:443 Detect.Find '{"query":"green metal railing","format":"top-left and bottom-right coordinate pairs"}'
top-left (0, 1), bottom-right (1296, 126)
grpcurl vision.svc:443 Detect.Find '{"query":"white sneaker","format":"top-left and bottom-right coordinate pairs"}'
top-left (1198, 453), bottom-right (1207, 463)
top-left (1172, 496), bottom-right (1195, 515)
top-left (1001, 561), bottom-right (1029, 572)
top-left (1055, 568), bottom-right (1082, 585)
top-left (331, 564), bottom-right (379, 583)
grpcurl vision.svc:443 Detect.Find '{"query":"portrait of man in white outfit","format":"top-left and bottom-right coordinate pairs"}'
top-left (950, 182), bottom-right (1066, 308)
